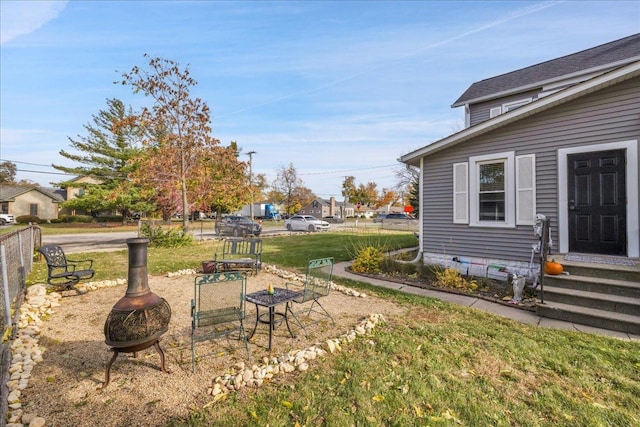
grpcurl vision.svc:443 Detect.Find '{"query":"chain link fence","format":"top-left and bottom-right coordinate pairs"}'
top-left (0, 225), bottom-right (41, 425)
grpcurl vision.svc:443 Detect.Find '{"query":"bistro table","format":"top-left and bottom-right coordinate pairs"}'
top-left (245, 287), bottom-right (304, 351)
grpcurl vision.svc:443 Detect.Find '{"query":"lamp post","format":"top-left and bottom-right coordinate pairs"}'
top-left (247, 151), bottom-right (256, 221)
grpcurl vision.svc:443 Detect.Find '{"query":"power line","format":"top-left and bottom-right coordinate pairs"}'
top-left (0, 159), bottom-right (57, 168)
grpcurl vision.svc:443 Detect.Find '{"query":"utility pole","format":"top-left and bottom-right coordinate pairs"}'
top-left (247, 151), bottom-right (256, 221)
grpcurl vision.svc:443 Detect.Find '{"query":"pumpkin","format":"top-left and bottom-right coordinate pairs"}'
top-left (545, 260), bottom-right (563, 275)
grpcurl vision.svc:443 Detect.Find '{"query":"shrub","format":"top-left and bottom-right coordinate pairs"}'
top-left (433, 267), bottom-right (478, 292)
top-left (139, 223), bottom-right (193, 248)
top-left (64, 215), bottom-right (93, 223)
top-left (351, 246), bottom-right (385, 274)
top-left (16, 215), bottom-right (41, 224)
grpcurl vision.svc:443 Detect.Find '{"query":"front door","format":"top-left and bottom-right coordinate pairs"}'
top-left (568, 149), bottom-right (626, 255)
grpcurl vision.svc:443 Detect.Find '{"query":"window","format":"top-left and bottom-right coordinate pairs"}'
top-left (453, 152), bottom-right (536, 228)
top-left (1, 202), bottom-right (7, 214)
top-left (29, 204), bottom-right (38, 216)
top-left (489, 98), bottom-right (532, 119)
top-left (503, 98), bottom-right (532, 112)
top-left (478, 161), bottom-right (506, 221)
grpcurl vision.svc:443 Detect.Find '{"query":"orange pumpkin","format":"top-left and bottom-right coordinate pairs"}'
top-left (545, 260), bottom-right (563, 275)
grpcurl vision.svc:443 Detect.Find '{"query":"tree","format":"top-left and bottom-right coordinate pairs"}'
top-left (271, 163), bottom-right (315, 215)
top-left (341, 176), bottom-right (379, 207)
top-left (395, 165), bottom-right (420, 216)
top-left (52, 98), bottom-right (153, 220)
top-left (120, 55), bottom-right (245, 231)
top-left (0, 161), bottom-right (16, 183)
top-left (341, 176), bottom-right (356, 204)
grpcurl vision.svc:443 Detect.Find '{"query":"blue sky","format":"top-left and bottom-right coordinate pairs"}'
top-left (1, 1), bottom-right (638, 198)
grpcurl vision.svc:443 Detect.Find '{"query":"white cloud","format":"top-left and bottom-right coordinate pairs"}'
top-left (0, 0), bottom-right (68, 44)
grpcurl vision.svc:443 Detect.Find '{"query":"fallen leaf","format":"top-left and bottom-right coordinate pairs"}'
top-left (372, 395), bottom-right (385, 402)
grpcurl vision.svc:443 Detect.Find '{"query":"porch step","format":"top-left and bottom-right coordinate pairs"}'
top-left (559, 262), bottom-right (640, 283)
top-left (541, 285), bottom-right (640, 316)
top-left (543, 274), bottom-right (640, 298)
top-left (536, 258), bottom-right (640, 335)
top-left (536, 301), bottom-right (640, 335)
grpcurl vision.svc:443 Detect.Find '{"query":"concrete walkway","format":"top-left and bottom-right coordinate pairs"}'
top-left (333, 261), bottom-right (640, 342)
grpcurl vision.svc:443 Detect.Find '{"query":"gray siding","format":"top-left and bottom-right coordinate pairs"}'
top-left (422, 77), bottom-right (640, 263)
top-left (469, 89), bottom-right (540, 127)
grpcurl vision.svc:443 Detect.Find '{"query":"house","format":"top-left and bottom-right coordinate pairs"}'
top-left (400, 34), bottom-right (640, 278)
top-left (298, 197), bottom-right (355, 219)
top-left (0, 184), bottom-right (65, 220)
top-left (57, 175), bottom-right (104, 216)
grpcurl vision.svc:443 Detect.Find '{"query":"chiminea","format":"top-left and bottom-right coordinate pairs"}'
top-left (103, 238), bottom-right (171, 386)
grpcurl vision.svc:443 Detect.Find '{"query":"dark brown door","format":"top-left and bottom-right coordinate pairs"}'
top-left (568, 149), bottom-right (626, 255)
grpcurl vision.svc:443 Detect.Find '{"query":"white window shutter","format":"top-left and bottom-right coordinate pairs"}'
top-left (516, 154), bottom-right (536, 225)
top-left (490, 106), bottom-right (502, 118)
top-left (453, 162), bottom-right (469, 224)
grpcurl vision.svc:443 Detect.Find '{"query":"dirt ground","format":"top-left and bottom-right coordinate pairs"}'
top-left (17, 270), bottom-right (407, 426)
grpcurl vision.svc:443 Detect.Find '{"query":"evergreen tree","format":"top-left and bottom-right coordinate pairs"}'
top-left (53, 98), bottom-right (153, 219)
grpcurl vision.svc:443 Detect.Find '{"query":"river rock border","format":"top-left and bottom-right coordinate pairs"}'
top-left (5, 265), bottom-right (379, 426)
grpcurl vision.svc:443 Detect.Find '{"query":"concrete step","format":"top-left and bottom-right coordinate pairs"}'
top-left (557, 258), bottom-right (640, 283)
top-left (541, 285), bottom-right (640, 316)
top-left (543, 274), bottom-right (640, 298)
top-left (536, 301), bottom-right (640, 335)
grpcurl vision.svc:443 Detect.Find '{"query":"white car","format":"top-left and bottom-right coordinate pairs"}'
top-left (284, 215), bottom-right (330, 232)
top-left (0, 214), bottom-right (16, 225)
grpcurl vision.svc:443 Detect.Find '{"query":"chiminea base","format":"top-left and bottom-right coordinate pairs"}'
top-left (103, 340), bottom-right (169, 387)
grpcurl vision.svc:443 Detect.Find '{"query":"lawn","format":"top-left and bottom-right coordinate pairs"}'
top-left (24, 229), bottom-right (640, 426)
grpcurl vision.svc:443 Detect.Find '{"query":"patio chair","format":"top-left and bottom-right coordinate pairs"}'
top-left (38, 244), bottom-right (95, 294)
top-left (191, 271), bottom-right (251, 371)
top-left (285, 257), bottom-right (335, 326)
top-left (214, 237), bottom-right (262, 275)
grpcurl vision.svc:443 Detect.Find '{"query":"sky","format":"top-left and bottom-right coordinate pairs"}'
top-left (1, 1), bottom-right (639, 199)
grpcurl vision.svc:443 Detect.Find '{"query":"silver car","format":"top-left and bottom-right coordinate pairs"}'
top-left (284, 215), bottom-right (330, 232)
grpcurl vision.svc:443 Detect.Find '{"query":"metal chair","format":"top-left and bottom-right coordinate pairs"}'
top-left (215, 238), bottom-right (262, 275)
top-left (286, 257), bottom-right (335, 326)
top-left (38, 244), bottom-right (95, 293)
top-left (191, 271), bottom-right (251, 371)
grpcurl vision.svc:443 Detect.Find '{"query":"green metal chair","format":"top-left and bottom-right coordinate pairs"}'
top-left (286, 257), bottom-right (335, 326)
top-left (191, 271), bottom-right (250, 371)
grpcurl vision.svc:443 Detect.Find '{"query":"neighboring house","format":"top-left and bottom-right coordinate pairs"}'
top-left (57, 175), bottom-right (103, 216)
top-left (400, 33), bottom-right (640, 278)
top-left (298, 197), bottom-right (355, 219)
top-left (0, 184), bottom-right (65, 220)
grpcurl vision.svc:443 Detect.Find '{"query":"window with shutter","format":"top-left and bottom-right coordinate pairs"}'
top-left (469, 151), bottom-right (515, 227)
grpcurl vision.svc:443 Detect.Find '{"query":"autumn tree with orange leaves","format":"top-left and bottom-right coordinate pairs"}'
top-left (120, 55), bottom-right (247, 231)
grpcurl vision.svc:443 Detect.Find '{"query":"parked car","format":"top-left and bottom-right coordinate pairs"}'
top-left (0, 214), bottom-right (16, 225)
top-left (323, 216), bottom-right (344, 224)
top-left (215, 215), bottom-right (262, 237)
top-left (382, 213), bottom-right (418, 230)
top-left (284, 215), bottom-right (330, 232)
top-left (373, 213), bottom-right (387, 223)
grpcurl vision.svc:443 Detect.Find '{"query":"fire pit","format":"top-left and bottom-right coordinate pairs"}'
top-left (103, 238), bottom-right (171, 386)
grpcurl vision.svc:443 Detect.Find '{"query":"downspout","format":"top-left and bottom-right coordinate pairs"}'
top-left (399, 157), bottom-right (424, 264)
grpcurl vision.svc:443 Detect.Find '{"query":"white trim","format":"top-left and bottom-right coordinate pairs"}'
top-left (469, 151), bottom-right (515, 228)
top-left (558, 140), bottom-right (639, 257)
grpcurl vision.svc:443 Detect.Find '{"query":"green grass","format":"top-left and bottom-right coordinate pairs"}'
top-left (170, 291), bottom-right (639, 426)
top-left (23, 229), bottom-right (640, 426)
top-left (26, 230), bottom-right (417, 285)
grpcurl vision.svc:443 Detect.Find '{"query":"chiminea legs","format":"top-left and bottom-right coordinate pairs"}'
top-left (103, 340), bottom-right (169, 387)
